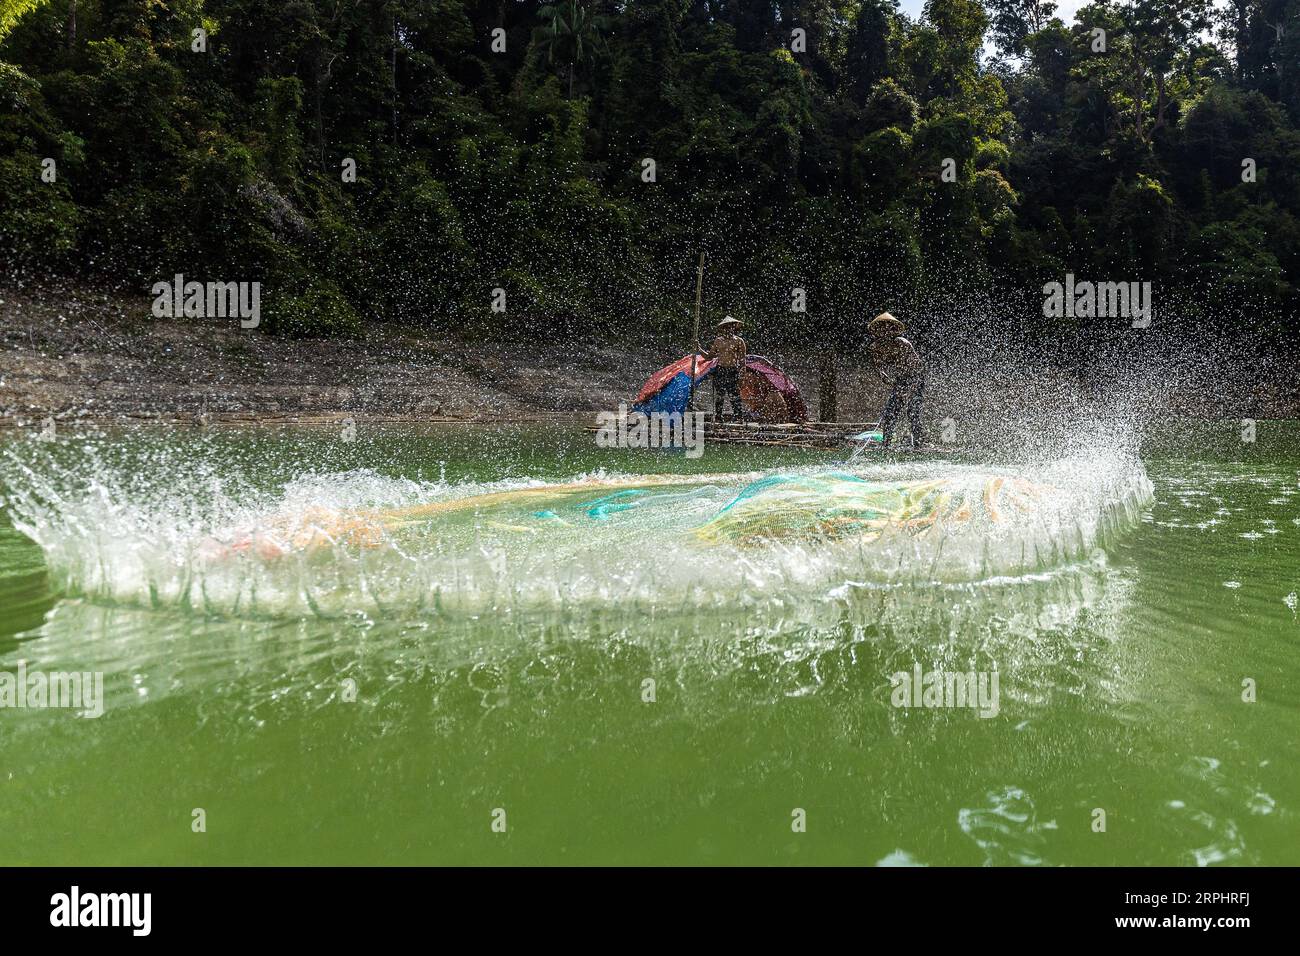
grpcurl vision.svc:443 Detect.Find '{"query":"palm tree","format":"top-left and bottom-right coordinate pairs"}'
top-left (536, 1), bottom-right (608, 99)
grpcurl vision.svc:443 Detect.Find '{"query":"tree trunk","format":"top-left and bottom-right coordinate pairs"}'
top-left (391, 11), bottom-right (399, 146)
top-left (315, 59), bottom-right (327, 171)
top-left (818, 357), bottom-right (837, 422)
top-left (1132, 58), bottom-right (1147, 141)
top-left (67, 0), bottom-right (76, 49)
top-left (1235, 0), bottom-right (1249, 81)
top-left (1154, 71), bottom-right (1167, 133)
top-left (568, 62), bottom-right (574, 100)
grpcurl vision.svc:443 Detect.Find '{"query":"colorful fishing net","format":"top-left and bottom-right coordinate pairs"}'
top-left (210, 476), bottom-right (701, 559)
top-left (209, 471), bottom-right (1055, 559)
top-left (693, 472), bottom-right (1051, 545)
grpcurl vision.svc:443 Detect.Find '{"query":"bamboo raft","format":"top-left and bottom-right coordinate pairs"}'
top-left (586, 417), bottom-right (971, 454)
top-left (592, 416), bottom-right (863, 450)
top-left (700, 419), bottom-right (871, 449)
top-left (585, 417), bottom-right (858, 449)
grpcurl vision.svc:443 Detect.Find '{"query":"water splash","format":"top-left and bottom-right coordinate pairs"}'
top-left (0, 427), bottom-right (1152, 620)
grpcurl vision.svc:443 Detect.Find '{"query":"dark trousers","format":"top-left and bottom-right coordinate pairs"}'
top-left (880, 375), bottom-right (924, 448)
top-left (713, 367), bottom-right (743, 418)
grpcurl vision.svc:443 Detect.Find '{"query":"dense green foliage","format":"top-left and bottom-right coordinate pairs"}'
top-left (1, 0), bottom-right (1298, 341)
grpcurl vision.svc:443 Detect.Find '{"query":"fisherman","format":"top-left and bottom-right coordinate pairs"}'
top-left (867, 311), bottom-right (926, 449)
top-left (700, 315), bottom-right (747, 420)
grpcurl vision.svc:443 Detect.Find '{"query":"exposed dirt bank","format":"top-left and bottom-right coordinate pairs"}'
top-left (0, 283), bottom-right (659, 428)
top-left (3, 282), bottom-right (1297, 436)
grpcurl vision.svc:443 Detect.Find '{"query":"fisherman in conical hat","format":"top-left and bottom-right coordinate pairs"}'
top-left (700, 315), bottom-right (747, 421)
top-left (867, 311), bottom-right (926, 449)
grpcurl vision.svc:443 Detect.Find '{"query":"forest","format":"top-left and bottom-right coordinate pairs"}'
top-left (1, 0), bottom-right (1298, 346)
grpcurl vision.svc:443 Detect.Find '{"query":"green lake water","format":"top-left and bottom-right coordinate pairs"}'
top-left (0, 422), bottom-right (1297, 865)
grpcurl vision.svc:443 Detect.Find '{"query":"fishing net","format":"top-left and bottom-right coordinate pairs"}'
top-left (209, 476), bottom-right (709, 559)
top-left (208, 471), bottom-right (1056, 559)
top-left (694, 472), bottom-right (1051, 545)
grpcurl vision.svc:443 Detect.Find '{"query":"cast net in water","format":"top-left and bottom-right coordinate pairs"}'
top-left (693, 472), bottom-right (1049, 545)
top-left (2, 435), bottom-right (1153, 617)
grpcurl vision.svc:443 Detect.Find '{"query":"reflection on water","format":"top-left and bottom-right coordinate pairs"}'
top-left (0, 424), bottom-right (1296, 866)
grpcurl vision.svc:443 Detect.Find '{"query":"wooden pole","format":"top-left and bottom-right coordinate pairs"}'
top-left (687, 252), bottom-right (705, 411)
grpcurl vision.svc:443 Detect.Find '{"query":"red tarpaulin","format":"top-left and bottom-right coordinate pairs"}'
top-left (634, 354), bottom-right (807, 423)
